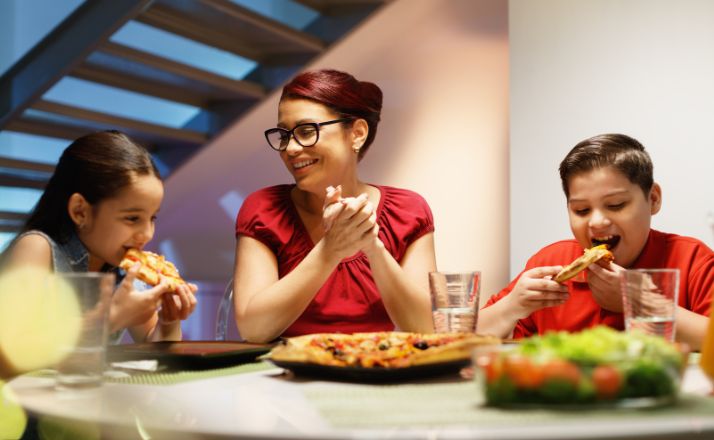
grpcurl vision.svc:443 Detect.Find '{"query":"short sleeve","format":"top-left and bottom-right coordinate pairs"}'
top-left (403, 193), bottom-right (435, 245)
top-left (234, 187), bottom-right (290, 253)
top-left (685, 243), bottom-right (714, 316)
top-left (377, 187), bottom-right (435, 261)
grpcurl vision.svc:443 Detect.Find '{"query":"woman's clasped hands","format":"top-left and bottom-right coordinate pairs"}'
top-left (321, 185), bottom-right (379, 260)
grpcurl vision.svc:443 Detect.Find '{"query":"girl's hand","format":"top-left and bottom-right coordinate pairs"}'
top-left (109, 262), bottom-right (167, 332)
top-left (158, 281), bottom-right (198, 324)
top-left (503, 266), bottom-right (569, 320)
top-left (322, 192), bottom-right (377, 261)
top-left (587, 262), bottom-right (625, 312)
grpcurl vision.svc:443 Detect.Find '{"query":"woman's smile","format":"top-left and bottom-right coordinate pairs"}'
top-left (292, 158), bottom-right (318, 172)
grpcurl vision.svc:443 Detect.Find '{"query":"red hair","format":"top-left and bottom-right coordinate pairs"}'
top-left (280, 69), bottom-right (383, 160)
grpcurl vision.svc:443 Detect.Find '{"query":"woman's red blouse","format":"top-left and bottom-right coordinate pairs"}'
top-left (235, 184), bottom-right (434, 336)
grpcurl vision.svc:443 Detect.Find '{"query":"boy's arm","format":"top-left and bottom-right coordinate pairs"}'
top-left (675, 307), bottom-right (708, 351)
top-left (677, 250), bottom-right (714, 351)
top-left (478, 266), bottom-right (568, 338)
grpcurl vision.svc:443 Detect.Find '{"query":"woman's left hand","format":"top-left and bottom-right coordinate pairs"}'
top-left (158, 281), bottom-right (198, 324)
top-left (587, 262), bottom-right (626, 312)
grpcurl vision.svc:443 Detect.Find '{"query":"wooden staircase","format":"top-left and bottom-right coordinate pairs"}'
top-left (0, 0), bottom-right (387, 234)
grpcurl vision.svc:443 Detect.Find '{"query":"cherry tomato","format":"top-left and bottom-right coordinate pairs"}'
top-left (591, 365), bottom-right (622, 399)
top-left (475, 352), bottom-right (503, 384)
top-left (542, 359), bottom-right (581, 386)
top-left (504, 354), bottom-right (545, 389)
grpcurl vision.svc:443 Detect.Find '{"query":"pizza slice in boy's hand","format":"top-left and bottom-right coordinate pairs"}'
top-left (554, 244), bottom-right (614, 283)
top-left (119, 249), bottom-right (186, 292)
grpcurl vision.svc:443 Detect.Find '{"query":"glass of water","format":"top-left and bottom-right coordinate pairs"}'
top-left (429, 271), bottom-right (480, 333)
top-left (54, 272), bottom-right (114, 388)
top-left (620, 269), bottom-right (679, 342)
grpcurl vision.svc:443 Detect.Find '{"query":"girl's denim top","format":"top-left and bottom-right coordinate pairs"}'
top-left (3, 230), bottom-right (126, 343)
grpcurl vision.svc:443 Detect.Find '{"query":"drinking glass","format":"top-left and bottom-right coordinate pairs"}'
top-left (55, 272), bottom-right (114, 388)
top-left (620, 269), bottom-right (679, 342)
top-left (429, 271), bottom-right (480, 333)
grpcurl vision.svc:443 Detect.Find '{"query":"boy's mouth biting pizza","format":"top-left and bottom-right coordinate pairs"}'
top-left (591, 235), bottom-right (620, 250)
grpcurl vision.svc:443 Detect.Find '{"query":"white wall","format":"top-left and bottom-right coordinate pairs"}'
top-left (510, 0), bottom-right (714, 278)
top-left (155, 0), bottom-right (510, 302)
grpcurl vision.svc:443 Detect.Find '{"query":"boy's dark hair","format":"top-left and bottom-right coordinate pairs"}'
top-left (22, 130), bottom-right (160, 243)
top-left (559, 133), bottom-right (654, 198)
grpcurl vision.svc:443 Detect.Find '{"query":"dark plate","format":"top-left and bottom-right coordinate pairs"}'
top-left (268, 358), bottom-right (470, 383)
top-left (107, 341), bottom-right (274, 370)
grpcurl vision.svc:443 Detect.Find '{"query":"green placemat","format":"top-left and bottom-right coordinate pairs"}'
top-left (303, 380), bottom-right (714, 428)
top-left (24, 361), bottom-right (276, 386)
top-left (108, 361), bottom-right (276, 385)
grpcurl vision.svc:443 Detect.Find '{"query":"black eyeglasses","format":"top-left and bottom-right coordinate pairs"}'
top-left (264, 118), bottom-right (353, 151)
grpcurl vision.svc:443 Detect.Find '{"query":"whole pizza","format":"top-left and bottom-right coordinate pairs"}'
top-left (266, 332), bottom-right (500, 368)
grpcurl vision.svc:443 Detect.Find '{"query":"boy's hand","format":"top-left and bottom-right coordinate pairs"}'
top-left (504, 266), bottom-right (570, 320)
top-left (587, 262), bottom-right (625, 312)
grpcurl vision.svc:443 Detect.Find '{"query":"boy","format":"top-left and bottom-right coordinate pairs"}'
top-left (478, 133), bottom-right (713, 349)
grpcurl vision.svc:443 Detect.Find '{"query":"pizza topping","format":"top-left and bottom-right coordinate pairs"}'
top-left (267, 331), bottom-right (500, 369)
top-left (119, 249), bottom-right (186, 292)
top-left (554, 244), bottom-right (614, 283)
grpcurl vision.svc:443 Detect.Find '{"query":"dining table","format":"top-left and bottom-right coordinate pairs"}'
top-left (7, 354), bottom-right (714, 439)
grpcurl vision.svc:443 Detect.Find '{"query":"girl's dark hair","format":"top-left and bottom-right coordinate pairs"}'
top-left (280, 69), bottom-right (383, 160)
top-left (559, 133), bottom-right (654, 198)
top-left (23, 130), bottom-right (160, 242)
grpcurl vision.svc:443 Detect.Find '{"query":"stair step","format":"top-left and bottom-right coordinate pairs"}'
top-left (11, 100), bottom-right (207, 148)
top-left (70, 42), bottom-right (266, 108)
top-left (136, 0), bottom-right (326, 63)
top-left (295, 0), bottom-right (387, 14)
top-left (0, 211), bottom-right (29, 233)
top-left (0, 157), bottom-right (55, 174)
top-left (0, 0), bottom-right (152, 128)
top-left (0, 157), bottom-right (54, 191)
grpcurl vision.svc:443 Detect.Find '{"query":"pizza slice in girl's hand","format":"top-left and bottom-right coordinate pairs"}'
top-left (554, 244), bottom-right (614, 283)
top-left (119, 249), bottom-right (186, 292)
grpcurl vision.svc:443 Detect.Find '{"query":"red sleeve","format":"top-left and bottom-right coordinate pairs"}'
top-left (685, 243), bottom-right (714, 316)
top-left (483, 268), bottom-right (538, 338)
top-left (482, 240), bottom-right (581, 338)
top-left (234, 188), bottom-right (281, 252)
top-left (402, 191), bottom-right (435, 245)
top-left (378, 187), bottom-right (435, 262)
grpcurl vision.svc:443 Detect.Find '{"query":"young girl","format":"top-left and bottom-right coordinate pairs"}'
top-left (233, 69), bottom-right (436, 343)
top-left (1, 130), bottom-right (197, 342)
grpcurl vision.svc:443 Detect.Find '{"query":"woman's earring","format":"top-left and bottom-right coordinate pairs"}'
top-left (353, 147), bottom-right (360, 154)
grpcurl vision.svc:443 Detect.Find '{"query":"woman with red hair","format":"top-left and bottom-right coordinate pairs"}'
top-left (232, 69), bottom-right (436, 342)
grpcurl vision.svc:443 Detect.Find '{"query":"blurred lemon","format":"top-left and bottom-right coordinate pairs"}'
top-left (0, 268), bottom-right (82, 375)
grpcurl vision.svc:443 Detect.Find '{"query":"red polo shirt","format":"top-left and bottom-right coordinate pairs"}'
top-left (484, 230), bottom-right (714, 338)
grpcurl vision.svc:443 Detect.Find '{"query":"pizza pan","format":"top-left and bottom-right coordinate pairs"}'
top-left (268, 358), bottom-right (470, 382)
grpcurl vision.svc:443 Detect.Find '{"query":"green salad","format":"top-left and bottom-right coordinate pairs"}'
top-left (476, 326), bottom-right (686, 406)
